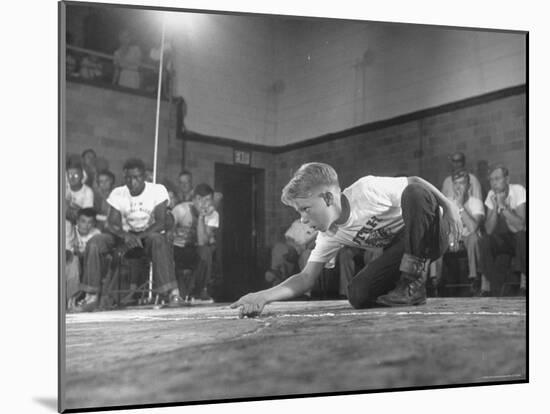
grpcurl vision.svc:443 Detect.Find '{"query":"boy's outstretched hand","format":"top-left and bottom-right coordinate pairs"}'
top-left (230, 292), bottom-right (267, 318)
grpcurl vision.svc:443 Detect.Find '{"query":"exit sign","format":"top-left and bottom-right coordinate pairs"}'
top-left (234, 149), bottom-right (251, 165)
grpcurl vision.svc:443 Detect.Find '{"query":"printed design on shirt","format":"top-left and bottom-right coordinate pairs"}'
top-left (126, 200), bottom-right (154, 232)
top-left (352, 216), bottom-right (394, 248)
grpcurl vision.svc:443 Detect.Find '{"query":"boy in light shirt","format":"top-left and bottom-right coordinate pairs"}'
top-left (231, 162), bottom-right (461, 317)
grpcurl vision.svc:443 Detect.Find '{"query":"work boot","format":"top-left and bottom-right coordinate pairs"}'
top-left (376, 253), bottom-right (429, 307)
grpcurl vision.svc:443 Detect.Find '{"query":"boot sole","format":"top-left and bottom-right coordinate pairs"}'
top-left (375, 297), bottom-right (427, 307)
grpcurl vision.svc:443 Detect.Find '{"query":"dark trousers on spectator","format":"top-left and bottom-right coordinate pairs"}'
top-left (173, 245), bottom-right (206, 298)
top-left (81, 232), bottom-right (178, 294)
top-left (480, 218), bottom-right (526, 276)
top-left (347, 184), bottom-right (448, 308)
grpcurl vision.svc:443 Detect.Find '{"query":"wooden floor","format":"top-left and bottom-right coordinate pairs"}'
top-left (62, 297), bottom-right (527, 411)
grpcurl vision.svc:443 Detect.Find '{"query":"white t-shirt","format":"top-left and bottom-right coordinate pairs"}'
top-left (308, 176), bottom-right (408, 264)
top-left (107, 182), bottom-right (169, 232)
top-left (67, 184), bottom-right (94, 209)
top-left (205, 210), bottom-right (219, 228)
top-left (450, 196), bottom-right (484, 238)
top-left (172, 202), bottom-right (220, 247)
top-left (75, 227), bottom-right (101, 253)
top-left (485, 184), bottom-right (526, 233)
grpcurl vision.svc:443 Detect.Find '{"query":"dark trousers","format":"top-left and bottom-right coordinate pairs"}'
top-left (173, 245), bottom-right (206, 297)
top-left (480, 218), bottom-right (526, 275)
top-left (347, 184), bottom-right (447, 308)
top-left (81, 232), bottom-right (178, 294)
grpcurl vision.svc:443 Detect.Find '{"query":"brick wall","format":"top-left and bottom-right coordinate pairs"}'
top-left (64, 82), bottom-right (182, 187)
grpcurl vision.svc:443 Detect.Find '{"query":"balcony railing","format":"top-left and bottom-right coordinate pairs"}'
top-left (65, 45), bottom-right (172, 100)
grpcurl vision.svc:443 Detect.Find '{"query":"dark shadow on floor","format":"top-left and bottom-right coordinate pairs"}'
top-left (33, 397), bottom-right (57, 411)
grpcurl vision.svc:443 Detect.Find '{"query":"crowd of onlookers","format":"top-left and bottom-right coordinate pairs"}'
top-left (264, 152), bottom-right (526, 299)
top-left (65, 148), bottom-right (526, 312)
top-left (65, 149), bottom-right (219, 312)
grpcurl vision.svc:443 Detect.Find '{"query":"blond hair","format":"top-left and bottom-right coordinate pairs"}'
top-left (281, 162), bottom-right (340, 206)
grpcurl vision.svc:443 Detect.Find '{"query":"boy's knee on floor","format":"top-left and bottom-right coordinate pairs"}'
top-left (347, 283), bottom-right (376, 309)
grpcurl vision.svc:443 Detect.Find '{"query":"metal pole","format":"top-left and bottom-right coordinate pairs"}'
top-left (149, 16), bottom-right (166, 302)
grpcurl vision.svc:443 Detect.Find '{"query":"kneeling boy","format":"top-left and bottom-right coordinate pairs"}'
top-left (231, 163), bottom-right (461, 317)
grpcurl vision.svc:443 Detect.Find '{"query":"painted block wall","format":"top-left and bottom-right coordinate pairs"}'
top-left (273, 21), bottom-right (526, 144)
top-left (64, 82), bottom-right (182, 187)
top-left (171, 14), bottom-right (278, 146)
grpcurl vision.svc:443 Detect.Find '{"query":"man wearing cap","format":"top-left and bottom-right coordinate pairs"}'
top-left (441, 152), bottom-right (483, 201)
top-left (481, 164), bottom-right (526, 295)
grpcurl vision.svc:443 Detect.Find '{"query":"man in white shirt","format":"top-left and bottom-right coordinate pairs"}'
top-left (445, 169), bottom-right (487, 294)
top-left (481, 164), bottom-right (526, 294)
top-left (66, 161), bottom-right (94, 224)
top-left (74, 158), bottom-right (183, 312)
top-left (231, 162), bottom-right (462, 317)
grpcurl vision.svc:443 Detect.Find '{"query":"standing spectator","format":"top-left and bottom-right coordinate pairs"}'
top-left (112, 29), bottom-right (142, 89)
top-left (171, 183), bottom-right (216, 303)
top-left (177, 169), bottom-right (194, 203)
top-left (80, 54), bottom-right (103, 80)
top-left (441, 152), bottom-right (483, 201)
top-left (94, 170), bottom-right (115, 230)
top-left (74, 158), bottom-right (183, 312)
top-left (66, 160), bottom-right (94, 224)
top-left (81, 148), bottom-right (98, 189)
top-left (482, 164), bottom-right (526, 295)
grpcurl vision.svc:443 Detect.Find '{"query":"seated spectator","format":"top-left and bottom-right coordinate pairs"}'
top-left (66, 160), bottom-right (94, 223)
top-left (171, 183), bottom-right (216, 303)
top-left (65, 220), bottom-right (80, 310)
top-left (112, 29), bottom-right (142, 89)
top-left (145, 167), bottom-right (154, 183)
top-left (94, 169), bottom-right (115, 230)
top-left (442, 152), bottom-right (483, 200)
top-left (442, 169), bottom-right (488, 295)
top-left (66, 208), bottom-right (101, 310)
top-left (80, 54), bottom-right (103, 80)
top-left (73, 158), bottom-right (183, 312)
top-left (265, 219), bottom-right (318, 287)
top-left (481, 164), bottom-right (526, 295)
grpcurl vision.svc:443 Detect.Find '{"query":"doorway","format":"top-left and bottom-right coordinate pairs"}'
top-left (214, 163), bottom-right (265, 301)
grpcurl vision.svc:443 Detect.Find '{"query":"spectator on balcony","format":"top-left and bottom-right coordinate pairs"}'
top-left (112, 29), bottom-right (142, 89)
top-left (80, 54), bottom-right (103, 80)
top-left (66, 32), bottom-right (78, 77)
